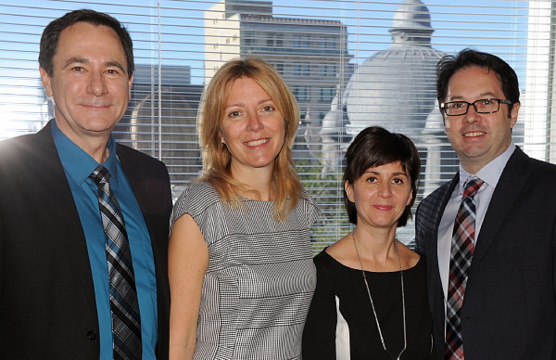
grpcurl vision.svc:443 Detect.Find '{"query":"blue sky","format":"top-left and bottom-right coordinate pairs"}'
top-left (0, 0), bottom-right (530, 137)
top-left (0, 0), bottom-right (530, 82)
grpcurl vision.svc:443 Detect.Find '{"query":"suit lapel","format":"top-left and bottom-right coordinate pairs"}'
top-left (426, 173), bottom-right (459, 268)
top-left (32, 123), bottom-right (97, 311)
top-left (469, 147), bottom-right (529, 275)
top-left (419, 174), bottom-right (459, 357)
top-left (116, 144), bottom-right (168, 269)
top-left (116, 144), bottom-right (155, 237)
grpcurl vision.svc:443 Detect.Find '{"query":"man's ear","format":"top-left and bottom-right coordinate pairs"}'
top-left (510, 101), bottom-right (520, 128)
top-left (128, 74), bottom-right (134, 96)
top-left (39, 67), bottom-right (53, 98)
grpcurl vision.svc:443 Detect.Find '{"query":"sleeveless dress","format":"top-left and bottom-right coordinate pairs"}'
top-left (170, 182), bottom-right (320, 360)
top-left (302, 250), bottom-right (435, 360)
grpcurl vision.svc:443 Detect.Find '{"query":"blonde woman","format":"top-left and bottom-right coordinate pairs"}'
top-left (168, 57), bottom-right (319, 359)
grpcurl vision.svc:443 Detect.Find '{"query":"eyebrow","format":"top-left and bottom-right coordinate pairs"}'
top-left (225, 98), bottom-right (274, 109)
top-left (62, 57), bottom-right (126, 73)
top-left (448, 92), bottom-right (497, 101)
top-left (62, 57), bottom-right (88, 69)
top-left (364, 170), bottom-right (408, 177)
top-left (106, 61), bottom-right (126, 73)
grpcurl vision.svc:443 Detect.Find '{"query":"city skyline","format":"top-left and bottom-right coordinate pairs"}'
top-left (0, 0), bottom-right (539, 245)
top-left (0, 0), bottom-right (529, 140)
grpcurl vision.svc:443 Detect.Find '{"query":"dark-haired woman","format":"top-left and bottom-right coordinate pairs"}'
top-left (302, 126), bottom-right (434, 360)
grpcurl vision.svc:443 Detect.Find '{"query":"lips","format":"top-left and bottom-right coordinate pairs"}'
top-left (373, 205), bottom-right (393, 211)
top-left (244, 138), bottom-right (269, 147)
top-left (463, 131), bottom-right (486, 137)
top-left (82, 103), bottom-right (110, 109)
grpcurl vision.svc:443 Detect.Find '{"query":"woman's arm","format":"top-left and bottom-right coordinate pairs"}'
top-left (168, 214), bottom-right (209, 360)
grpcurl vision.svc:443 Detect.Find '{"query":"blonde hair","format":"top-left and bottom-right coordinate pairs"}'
top-left (197, 57), bottom-right (303, 220)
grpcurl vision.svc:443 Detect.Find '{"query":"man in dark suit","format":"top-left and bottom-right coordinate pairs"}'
top-left (0, 10), bottom-right (172, 359)
top-left (416, 49), bottom-right (556, 360)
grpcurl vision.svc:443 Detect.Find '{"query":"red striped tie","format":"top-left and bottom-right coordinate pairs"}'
top-left (445, 177), bottom-right (484, 360)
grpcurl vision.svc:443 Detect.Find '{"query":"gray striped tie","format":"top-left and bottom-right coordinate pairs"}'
top-left (91, 165), bottom-right (142, 360)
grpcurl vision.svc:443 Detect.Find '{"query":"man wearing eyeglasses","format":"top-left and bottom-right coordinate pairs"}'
top-left (415, 48), bottom-right (556, 360)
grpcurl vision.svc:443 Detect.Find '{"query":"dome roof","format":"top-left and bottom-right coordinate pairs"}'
top-left (391, 0), bottom-right (433, 33)
top-left (341, 0), bottom-right (444, 139)
top-left (344, 46), bottom-right (444, 138)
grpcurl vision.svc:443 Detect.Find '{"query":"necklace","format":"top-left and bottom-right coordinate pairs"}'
top-left (352, 231), bottom-right (407, 360)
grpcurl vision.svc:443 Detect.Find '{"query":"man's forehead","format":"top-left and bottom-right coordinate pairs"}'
top-left (447, 67), bottom-right (503, 96)
top-left (53, 22), bottom-right (126, 65)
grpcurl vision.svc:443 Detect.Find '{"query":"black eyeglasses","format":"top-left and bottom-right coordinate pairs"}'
top-left (441, 98), bottom-right (512, 116)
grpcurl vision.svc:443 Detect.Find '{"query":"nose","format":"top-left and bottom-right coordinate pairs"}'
top-left (463, 103), bottom-right (480, 124)
top-left (247, 112), bottom-right (264, 132)
top-left (377, 182), bottom-right (393, 198)
top-left (87, 71), bottom-right (108, 96)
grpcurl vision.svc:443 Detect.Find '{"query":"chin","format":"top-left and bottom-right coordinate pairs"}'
top-left (83, 119), bottom-right (118, 131)
top-left (250, 156), bottom-right (278, 168)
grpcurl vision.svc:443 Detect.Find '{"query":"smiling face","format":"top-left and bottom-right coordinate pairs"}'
top-left (443, 66), bottom-right (519, 173)
top-left (220, 76), bottom-right (286, 176)
top-left (40, 21), bottom-right (132, 147)
top-left (345, 161), bottom-right (413, 231)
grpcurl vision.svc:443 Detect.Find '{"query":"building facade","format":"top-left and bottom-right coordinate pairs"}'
top-left (204, 0), bottom-right (353, 161)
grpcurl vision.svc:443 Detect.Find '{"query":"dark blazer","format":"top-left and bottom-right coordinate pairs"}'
top-left (415, 146), bottom-right (556, 360)
top-left (0, 121), bottom-right (172, 359)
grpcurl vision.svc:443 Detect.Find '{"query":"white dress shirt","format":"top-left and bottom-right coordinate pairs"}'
top-left (437, 144), bottom-right (516, 298)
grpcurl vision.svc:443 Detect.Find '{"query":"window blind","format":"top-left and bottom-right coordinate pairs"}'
top-left (0, 0), bottom-right (548, 251)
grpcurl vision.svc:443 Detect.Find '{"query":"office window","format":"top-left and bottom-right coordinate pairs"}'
top-left (273, 62), bottom-right (284, 75)
top-left (319, 64), bottom-right (337, 77)
top-left (294, 63), bottom-right (311, 76)
top-left (294, 35), bottom-right (310, 48)
top-left (320, 87), bottom-right (336, 102)
top-left (293, 86), bottom-right (310, 102)
top-left (266, 36), bottom-right (274, 46)
top-left (244, 30), bottom-right (254, 46)
top-left (0, 0), bottom-right (551, 250)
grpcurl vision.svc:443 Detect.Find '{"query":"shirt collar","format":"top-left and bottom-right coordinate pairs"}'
top-left (458, 143), bottom-right (516, 194)
top-left (51, 119), bottom-right (119, 185)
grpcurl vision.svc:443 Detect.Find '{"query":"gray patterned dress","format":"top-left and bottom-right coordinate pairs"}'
top-left (170, 182), bottom-right (319, 359)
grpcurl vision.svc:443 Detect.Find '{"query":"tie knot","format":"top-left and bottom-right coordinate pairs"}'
top-left (463, 177), bottom-right (484, 199)
top-left (91, 165), bottom-right (110, 186)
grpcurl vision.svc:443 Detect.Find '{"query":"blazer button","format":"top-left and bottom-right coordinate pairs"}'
top-left (87, 331), bottom-right (97, 340)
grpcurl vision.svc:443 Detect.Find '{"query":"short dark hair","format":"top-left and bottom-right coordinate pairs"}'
top-left (39, 9), bottom-right (134, 77)
top-left (343, 126), bottom-right (421, 227)
top-left (436, 48), bottom-right (520, 113)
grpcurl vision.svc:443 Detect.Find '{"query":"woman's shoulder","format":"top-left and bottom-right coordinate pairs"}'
top-left (300, 188), bottom-right (319, 207)
top-left (176, 182), bottom-right (218, 204)
top-left (396, 240), bottom-right (423, 270)
top-left (170, 182), bottom-right (221, 227)
top-left (289, 188), bottom-right (320, 223)
top-left (297, 188), bottom-right (318, 208)
top-left (313, 242), bottom-right (352, 274)
top-left (313, 248), bottom-right (343, 280)
top-left (400, 247), bottom-right (427, 279)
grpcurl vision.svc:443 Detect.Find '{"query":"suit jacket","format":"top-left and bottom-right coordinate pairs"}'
top-left (0, 121), bottom-right (172, 359)
top-left (415, 146), bottom-right (556, 360)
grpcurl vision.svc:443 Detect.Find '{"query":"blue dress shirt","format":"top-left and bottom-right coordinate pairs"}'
top-left (51, 121), bottom-right (158, 359)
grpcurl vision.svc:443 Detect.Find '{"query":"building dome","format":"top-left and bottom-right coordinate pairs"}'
top-left (391, 0), bottom-right (433, 33)
top-left (342, 0), bottom-right (444, 140)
